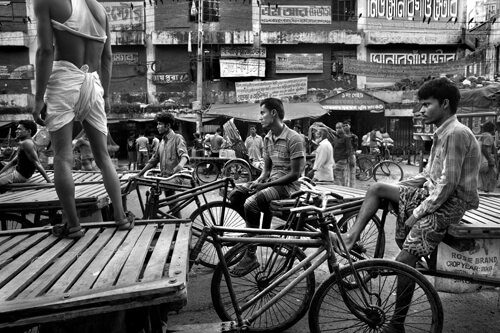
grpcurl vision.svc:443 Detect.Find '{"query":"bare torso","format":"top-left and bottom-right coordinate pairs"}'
top-left (50, 0), bottom-right (107, 73)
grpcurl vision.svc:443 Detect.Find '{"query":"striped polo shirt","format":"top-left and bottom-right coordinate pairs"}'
top-left (263, 125), bottom-right (305, 192)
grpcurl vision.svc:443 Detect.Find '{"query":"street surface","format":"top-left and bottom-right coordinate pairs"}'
top-left (124, 161), bottom-right (500, 332)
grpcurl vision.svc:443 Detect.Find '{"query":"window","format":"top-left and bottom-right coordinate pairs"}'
top-left (332, 0), bottom-right (355, 21)
top-left (189, 0), bottom-right (219, 23)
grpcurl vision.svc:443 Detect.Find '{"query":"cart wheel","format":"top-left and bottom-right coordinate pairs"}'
top-left (195, 161), bottom-right (219, 183)
top-left (222, 160), bottom-right (252, 185)
top-left (0, 213), bottom-right (34, 230)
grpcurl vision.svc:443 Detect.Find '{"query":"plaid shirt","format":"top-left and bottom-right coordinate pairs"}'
top-left (148, 130), bottom-right (189, 176)
top-left (399, 115), bottom-right (480, 220)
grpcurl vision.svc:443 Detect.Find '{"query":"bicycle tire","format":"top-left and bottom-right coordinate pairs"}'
top-left (356, 157), bottom-right (373, 181)
top-left (222, 160), bottom-right (252, 185)
top-left (189, 201), bottom-right (246, 268)
top-left (0, 213), bottom-right (34, 230)
top-left (337, 210), bottom-right (385, 260)
top-left (195, 161), bottom-right (219, 183)
top-left (373, 161), bottom-right (403, 184)
top-left (211, 237), bottom-right (315, 332)
top-left (391, 146), bottom-right (405, 163)
top-left (309, 259), bottom-right (443, 333)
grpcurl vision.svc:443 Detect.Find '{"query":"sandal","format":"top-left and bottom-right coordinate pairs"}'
top-left (229, 257), bottom-right (260, 277)
top-left (116, 211), bottom-right (135, 231)
top-left (52, 224), bottom-right (84, 239)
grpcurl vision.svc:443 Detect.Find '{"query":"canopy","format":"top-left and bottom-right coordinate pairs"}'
top-left (205, 103), bottom-right (328, 122)
top-left (458, 84), bottom-right (500, 114)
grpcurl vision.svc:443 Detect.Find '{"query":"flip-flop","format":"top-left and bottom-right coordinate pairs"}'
top-left (116, 211), bottom-right (136, 231)
top-left (229, 260), bottom-right (260, 277)
top-left (52, 224), bottom-right (84, 239)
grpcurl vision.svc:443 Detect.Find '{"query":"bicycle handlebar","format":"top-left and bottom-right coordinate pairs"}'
top-left (142, 167), bottom-right (195, 182)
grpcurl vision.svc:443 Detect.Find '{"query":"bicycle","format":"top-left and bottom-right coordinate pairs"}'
top-left (131, 168), bottom-right (246, 268)
top-left (189, 180), bottom-right (443, 332)
top-left (356, 149), bottom-right (404, 183)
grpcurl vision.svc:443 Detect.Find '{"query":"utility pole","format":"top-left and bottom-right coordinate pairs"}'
top-left (194, 0), bottom-right (204, 134)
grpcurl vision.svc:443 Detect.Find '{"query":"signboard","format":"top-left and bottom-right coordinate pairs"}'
top-left (152, 73), bottom-right (190, 84)
top-left (235, 77), bottom-right (308, 102)
top-left (113, 52), bottom-right (139, 65)
top-left (320, 90), bottom-right (385, 111)
top-left (220, 59), bottom-right (265, 77)
top-left (363, 0), bottom-right (460, 29)
top-left (220, 47), bottom-right (266, 58)
top-left (343, 58), bottom-right (466, 78)
top-left (0, 65), bottom-right (34, 80)
top-left (276, 53), bottom-right (323, 74)
top-left (261, 6), bottom-right (331, 24)
top-left (369, 50), bottom-right (456, 65)
top-left (103, 2), bottom-right (144, 31)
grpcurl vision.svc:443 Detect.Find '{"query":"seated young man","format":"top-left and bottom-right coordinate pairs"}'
top-left (228, 97), bottom-right (305, 276)
top-left (337, 77), bottom-right (480, 331)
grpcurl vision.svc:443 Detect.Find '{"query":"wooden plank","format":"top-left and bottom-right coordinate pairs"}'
top-left (0, 235), bottom-right (11, 247)
top-left (116, 224), bottom-right (157, 286)
top-left (168, 222), bottom-right (191, 282)
top-left (16, 228), bottom-right (100, 299)
top-left (47, 228), bottom-right (117, 295)
top-left (142, 224), bottom-right (177, 282)
top-left (0, 237), bottom-right (76, 301)
top-left (0, 235), bottom-right (59, 289)
top-left (93, 226), bottom-right (147, 289)
top-left (0, 234), bottom-right (30, 256)
top-left (0, 233), bottom-right (48, 269)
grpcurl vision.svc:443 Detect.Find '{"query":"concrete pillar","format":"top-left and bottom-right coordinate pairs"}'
top-left (145, 3), bottom-right (157, 104)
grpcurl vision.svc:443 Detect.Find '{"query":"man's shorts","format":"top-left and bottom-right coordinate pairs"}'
top-left (396, 185), bottom-right (466, 258)
top-left (0, 169), bottom-right (28, 187)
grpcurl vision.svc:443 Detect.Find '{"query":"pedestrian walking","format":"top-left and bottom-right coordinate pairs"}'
top-left (333, 122), bottom-right (352, 187)
top-left (136, 131), bottom-right (149, 170)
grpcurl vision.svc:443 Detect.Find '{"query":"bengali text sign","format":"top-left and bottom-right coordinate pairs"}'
top-left (104, 2), bottom-right (144, 31)
top-left (261, 6), bottom-right (331, 24)
top-left (220, 59), bottom-right (266, 77)
top-left (235, 77), bottom-right (308, 102)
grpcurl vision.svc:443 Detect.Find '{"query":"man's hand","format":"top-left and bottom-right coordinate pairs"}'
top-left (33, 99), bottom-right (47, 126)
top-left (46, 178), bottom-right (52, 184)
top-left (405, 215), bottom-right (418, 228)
top-left (249, 182), bottom-right (267, 194)
top-left (104, 97), bottom-right (110, 114)
top-left (173, 165), bottom-right (183, 174)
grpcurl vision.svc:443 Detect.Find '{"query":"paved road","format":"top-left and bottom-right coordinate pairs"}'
top-left (122, 162), bottom-right (500, 333)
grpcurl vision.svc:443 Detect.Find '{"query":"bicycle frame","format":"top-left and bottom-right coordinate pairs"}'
top-left (192, 219), bottom-right (376, 329)
top-left (134, 176), bottom-right (234, 219)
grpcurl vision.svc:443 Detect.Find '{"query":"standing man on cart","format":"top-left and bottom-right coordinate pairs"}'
top-left (228, 97), bottom-right (305, 276)
top-left (336, 77), bottom-right (480, 331)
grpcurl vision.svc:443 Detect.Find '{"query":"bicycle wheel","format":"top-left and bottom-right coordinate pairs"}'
top-left (195, 161), bottom-right (219, 183)
top-left (392, 146), bottom-right (405, 163)
top-left (0, 213), bottom-right (34, 230)
top-left (211, 238), bottom-right (315, 332)
top-left (356, 157), bottom-right (373, 181)
top-left (337, 210), bottom-right (385, 260)
top-left (189, 201), bottom-right (246, 268)
top-left (222, 160), bottom-right (252, 185)
top-left (373, 161), bottom-right (403, 184)
top-left (309, 259), bottom-right (443, 333)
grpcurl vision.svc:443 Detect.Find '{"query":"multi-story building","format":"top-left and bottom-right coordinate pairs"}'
top-left (0, 0), bottom-right (496, 156)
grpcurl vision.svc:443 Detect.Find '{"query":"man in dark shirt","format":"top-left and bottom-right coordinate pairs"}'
top-left (333, 122), bottom-right (352, 186)
top-left (0, 120), bottom-right (51, 187)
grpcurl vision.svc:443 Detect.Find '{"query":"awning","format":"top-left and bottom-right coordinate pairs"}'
top-left (107, 119), bottom-right (155, 124)
top-left (0, 121), bottom-right (12, 128)
top-left (206, 103), bottom-right (327, 122)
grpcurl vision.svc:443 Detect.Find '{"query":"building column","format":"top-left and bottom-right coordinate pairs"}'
top-left (27, 0), bottom-right (37, 95)
top-left (145, 4), bottom-right (157, 104)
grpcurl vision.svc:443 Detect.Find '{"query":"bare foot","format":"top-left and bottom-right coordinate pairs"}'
top-left (329, 231), bottom-right (356, 255)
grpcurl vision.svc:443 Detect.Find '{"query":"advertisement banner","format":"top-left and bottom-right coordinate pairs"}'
top-left (220, 46), bottom-right (266, 58)
top-left (103, 2), bottom-right (144, 31)
top-left (261, 6), bottom-right (331, 24)
top-left (276, 53), bottom-right (323, 74)
top-left (343, 58), bottom-right (465, 78)
top-left (220, 59), bottom-right (265, 77)
top-left (235, 77), bottom-right (308, 102)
